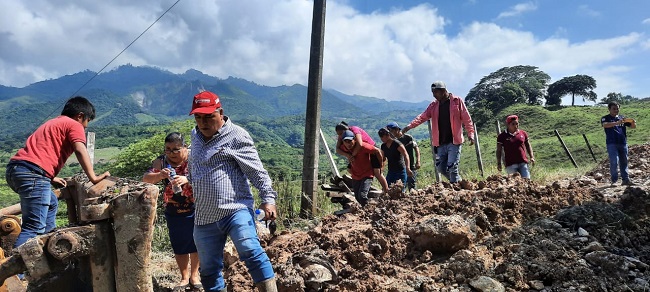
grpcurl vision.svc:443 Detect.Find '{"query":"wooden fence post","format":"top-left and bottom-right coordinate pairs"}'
top-left (427, 120), bottom-right (441, 182)
top-left (554, 130), bottom-right (578, 168)
top-left (473, 125), bottom-right (484, 177)
top-left (582, 134), bottom-right (598, 162)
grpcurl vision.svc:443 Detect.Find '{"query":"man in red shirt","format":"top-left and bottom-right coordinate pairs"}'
top-left (496, 115), bottom-right (535, 178)
top-left (339, 130), bottom-right (388, 205)
top-left (6, 96), bottom-right (110, 250)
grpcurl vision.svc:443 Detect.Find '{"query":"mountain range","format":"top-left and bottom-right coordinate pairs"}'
top-left (0, 64), bottom-right (431, 147)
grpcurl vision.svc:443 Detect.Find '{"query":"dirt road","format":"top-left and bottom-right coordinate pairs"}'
top-left (154, 144), bottom-right (650, 291)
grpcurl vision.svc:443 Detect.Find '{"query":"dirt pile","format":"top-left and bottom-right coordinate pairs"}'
top-left (159, 144), bottom-right (650, 291)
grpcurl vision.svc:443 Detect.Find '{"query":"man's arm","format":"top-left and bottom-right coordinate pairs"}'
top-left (73, 142), bottom-right (110, 184)
top-left (371, 147), bottom-right (389, 191)
top-left (496, 143), bottom-right (503, 171)
top-left (232, 132), bottom-right (278, 214)
top-left (413, 140), bottom-right (421, 169)
top-left (524, 138), bottom-right (535, 165)
top-left (403, 102), bottom-right (434, 133)
top-left (458, 99), bottom-right (475, 144)
top-left (602, 119), bottom-right (624, 128)
top-left (398, 144), bottom-right (413, 177)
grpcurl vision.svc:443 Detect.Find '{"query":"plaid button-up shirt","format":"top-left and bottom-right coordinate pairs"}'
top-left (188, 116), bottom-right (277, 225)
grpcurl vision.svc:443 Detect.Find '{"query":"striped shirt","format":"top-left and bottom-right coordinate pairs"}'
top-left (188, 116), bottom-right (277, 225)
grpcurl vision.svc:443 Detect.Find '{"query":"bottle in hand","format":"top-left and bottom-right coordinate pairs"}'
top-left (167, 164), bottom-right (183, 194)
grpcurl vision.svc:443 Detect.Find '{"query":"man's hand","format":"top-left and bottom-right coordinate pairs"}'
top-left (530, 157), bottom-right (536, 166)
top-left (415, 162), bottom-right (421, 170)
top-left (402, 125), bottom-right (411, 133)
top-left (468, 137), bottom-right (475, 145)
top-left (497, 164), bottom-right (502, 172)
top-left (90, 171), bottom-right (111, 184)
top-left (259, 203), bottom-right (277, 221)
top-left (407, 169), bottom-right (413, 177)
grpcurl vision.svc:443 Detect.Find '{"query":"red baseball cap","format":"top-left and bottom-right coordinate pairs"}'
top-left (189, 91), bottom-right (222, 115)
top-left (506, 115), bottom-right (519, 123)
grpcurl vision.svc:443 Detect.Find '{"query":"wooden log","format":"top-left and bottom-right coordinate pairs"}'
top-left (17, 237), bottom-right (50, 281)
top-left (111, 184), bottom-right (159, 292)
top-left (0, 204), bottom-right (21, 217)
top-left (0, 251), bottom-right (26, 290)
top-left (89, 221), bottom-right (116, 291)
top-left (0, 215), bottom-right (21, 255)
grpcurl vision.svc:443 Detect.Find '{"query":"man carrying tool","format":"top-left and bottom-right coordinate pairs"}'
top-left (338, 130), bottom-right (389, 206)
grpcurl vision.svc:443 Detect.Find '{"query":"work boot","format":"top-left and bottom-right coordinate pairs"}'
top-left (255, 277), bottom-right (278, 292)
top-left (622, 180), bottom-right (636, 186)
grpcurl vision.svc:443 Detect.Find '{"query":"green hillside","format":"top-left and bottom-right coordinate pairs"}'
top-left (435, 101), bottom-right (650, 183)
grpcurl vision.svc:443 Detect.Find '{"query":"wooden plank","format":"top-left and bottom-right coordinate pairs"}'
top-left (86, 132), bottom-right (95, 165)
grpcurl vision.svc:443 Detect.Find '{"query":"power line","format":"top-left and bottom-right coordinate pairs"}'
top-left (2, 0), bottom-right (182, 159)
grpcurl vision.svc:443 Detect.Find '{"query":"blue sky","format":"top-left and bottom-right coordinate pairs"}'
top-left (1, 0), bottom-right (649, 104)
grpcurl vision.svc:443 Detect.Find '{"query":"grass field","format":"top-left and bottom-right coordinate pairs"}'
top-left (2, 101), bottom-right (649, 248)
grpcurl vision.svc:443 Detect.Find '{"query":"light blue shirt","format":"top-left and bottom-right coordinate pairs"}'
top-left (188, 116), bottom-right (277, 225)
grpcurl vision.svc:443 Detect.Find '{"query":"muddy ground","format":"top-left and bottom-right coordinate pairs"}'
top-left (153, 144), bottom-right (650, 292)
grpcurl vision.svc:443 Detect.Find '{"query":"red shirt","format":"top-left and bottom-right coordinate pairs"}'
top-left (339, 143), bottom-right (376, 180)
top-left (497, 129), bottom-right (529, 166)
top-left (11, 116), bottom-right (86, 178)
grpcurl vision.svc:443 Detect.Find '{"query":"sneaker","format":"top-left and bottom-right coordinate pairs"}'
top-left (622, 180), bottom-right (636, 186)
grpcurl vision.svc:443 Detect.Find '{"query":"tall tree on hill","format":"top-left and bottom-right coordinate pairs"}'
top-left (546, 74), bottom-right (597, 106)
top-left (465, 65), bottom-right (550, 126)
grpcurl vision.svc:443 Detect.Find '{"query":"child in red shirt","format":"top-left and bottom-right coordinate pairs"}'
top-left (6, 96), bottom-right (110, 249)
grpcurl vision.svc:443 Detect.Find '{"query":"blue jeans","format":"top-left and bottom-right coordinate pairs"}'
top-left (436, 143), bottom-right (462, 183)
top-left (607, 143), bottom-right (629, 183)
top-left (352, 177), bottom-right (372, 206)
top-left (505, 163), bottom-right (530, 179)
top-left (406, 169), bottom-right (417, 190)
top-left (193, 208), bottom-right (274, 291)
top-left (5, 161), bottom-right (58, 248)
top-left (385, 169), bottom-right (407, 190)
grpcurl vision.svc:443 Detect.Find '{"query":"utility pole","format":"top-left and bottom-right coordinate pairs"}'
top-left (300, 0), bottom-right (326, 219)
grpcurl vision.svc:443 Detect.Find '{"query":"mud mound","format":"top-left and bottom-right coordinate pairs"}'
top-left (160, 144), bottom-right (650, 291)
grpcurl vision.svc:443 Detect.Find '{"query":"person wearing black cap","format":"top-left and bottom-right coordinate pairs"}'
top-left (402, 81), bottom-right (475, 183)
top-left (496, 115), bottom-right (535, 179)
top-left (386, 122), bottom-right (421, 190)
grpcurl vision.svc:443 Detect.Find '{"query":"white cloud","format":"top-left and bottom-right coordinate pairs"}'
top-left (0, 0), bottom-right (644, 103)
top-left (496, 2), bottom-right (538, 19)
top-left (642, 18), bottom-right (650, 24)
top-left (642, 39), bottom-right (650, 50)
top-left (577, 5), bottom-right (600, 17)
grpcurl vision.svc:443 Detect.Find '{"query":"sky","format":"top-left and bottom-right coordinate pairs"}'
top-left (1, 0), bottom-right (649, 105)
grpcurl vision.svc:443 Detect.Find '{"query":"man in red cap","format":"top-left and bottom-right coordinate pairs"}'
top-left (496, 115), bottom-right (535, 179)
top-left (187, 90), bottom-right (278, 291)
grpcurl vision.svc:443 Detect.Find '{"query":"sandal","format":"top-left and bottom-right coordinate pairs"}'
top-left (190, 281), bottom-right (203, 291)
top-left (172, 283), bottom-right (190, 291)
